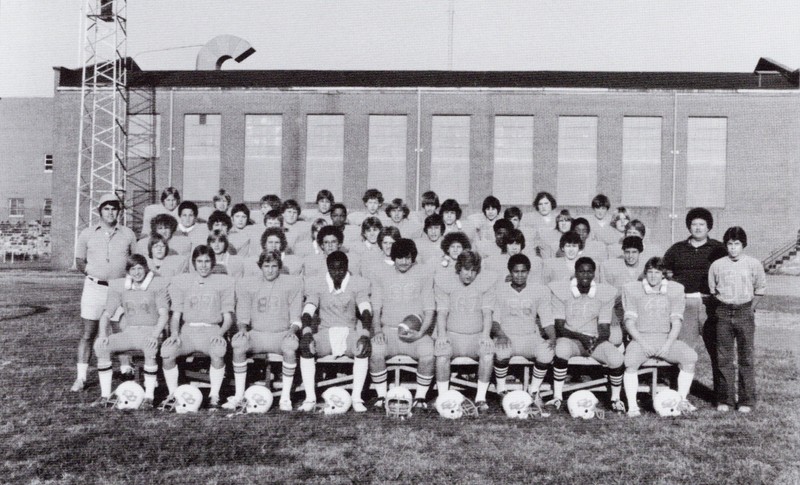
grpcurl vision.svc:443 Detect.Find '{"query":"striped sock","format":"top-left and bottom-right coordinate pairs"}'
top-left (415, 374), bottom-right (433, 400)
top-left (233, 361), bottom-right (248, 400)
top-left (97, 361), bottom-right (113, 398)
top-left (281, 362), bottom-right (297, 402)
top-left (143, 364), bottom-right (158, 399)
top-left (530, 361), bottom-right (549, 394)
top-left (552, 358), bottom-right (568, 401)
top-left (494, 362), bottom-right (509, 393)
top-left (371, 369), bottom-right (388, 398)
top-left (608, 366), bottom-right (624, 401)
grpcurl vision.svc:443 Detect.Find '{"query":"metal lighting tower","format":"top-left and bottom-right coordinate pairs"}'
top-left (73, 0), bottom-right (129, 258)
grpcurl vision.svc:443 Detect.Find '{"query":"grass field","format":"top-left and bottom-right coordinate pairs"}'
top-left (1, 272), bottom-right (799, 484)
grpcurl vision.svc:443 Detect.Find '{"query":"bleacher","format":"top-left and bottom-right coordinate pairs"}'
top-left (0, 220), bottom-right (51, 262)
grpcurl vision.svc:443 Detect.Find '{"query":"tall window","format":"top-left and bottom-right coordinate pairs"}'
top-left (557, 116), bottom-right (598, 206)
top-left (687, 117), bottom-right (727, 207)
top-left (305, 115), bottom-right (344, 203)
top-left (43, 199), bottom-right (52, 218)
top-left (9, 198), bottom-right (24, 218)
top-left (493, 116), bottom-right (534, 205)
top-left (244, 115), bottom-right (283, 200)
top-left (128, 114), bottom-right (161, 159)
top-left (622, 117), bottom-right (662, 206)
top-left (368, 115), bottom-right (407, 200)
top-left (431, 115), bottom-right (470, 203)
top-left (183, 114), bottom-right (221, 201)
top-left (44, 155), bottom-right (53, 173)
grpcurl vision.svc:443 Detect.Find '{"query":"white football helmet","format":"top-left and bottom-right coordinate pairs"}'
top-left (174, 384), bottom-right (203, 414)
top-left (567, 390), bottom-right (604, 420)
top-left (435, 390), bottom-right (479, 420)
top-left (385, 387), bottom-right (413, 419)
top-left (653, 389), bottom-right (683, 417)
top-left (111, 381), bottom-right (145, 410)
top-left (502, 390), bottom-right (534, 419)
top-left (244, 385), bottom-right (274, 414)
top-left (320, 387), bottom-right (352, 415)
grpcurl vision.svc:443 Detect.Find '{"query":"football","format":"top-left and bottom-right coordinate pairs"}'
top-left (398, 314), bottom-right (423, 333)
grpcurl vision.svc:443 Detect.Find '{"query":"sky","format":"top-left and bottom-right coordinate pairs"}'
top-left (2, 0), bottom-right (800, 97)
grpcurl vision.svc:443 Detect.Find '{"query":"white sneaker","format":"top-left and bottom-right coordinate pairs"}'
top-left (70, 378), bottom-right (85, 392)
top-left (352, 399), bottom-right (367, 413)
top-left (717, 404), bottom-right (731, 412)
top-left (299, 400), bottom-right (317, 412)
top-left (221, 396), bottom-right (243, 410)
top-left (738, 405), bottom-right (753, 414)
top-left (279, 399), bottom-right (293, 412)
top-left (627, 407), bottom-right (641, 418)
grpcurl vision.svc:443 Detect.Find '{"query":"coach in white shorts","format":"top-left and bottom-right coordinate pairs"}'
top-left (72, 193), bottom-right (137, 391)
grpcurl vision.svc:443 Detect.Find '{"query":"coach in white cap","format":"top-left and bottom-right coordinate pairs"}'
top-left (71, 193), bottom-right (137, 392)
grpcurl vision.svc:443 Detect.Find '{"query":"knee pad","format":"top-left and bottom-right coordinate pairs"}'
top-left (434, 340), bottom-right (452, 358)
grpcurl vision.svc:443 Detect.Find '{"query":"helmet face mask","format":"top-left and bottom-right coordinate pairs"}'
top-left (174, 384), bottom-right (203, 414)
top-left (112, 381), bottom-right (145, 410)
top-left (568, 390), bottom-right (604, 420)
top-left (654, 389), bottom-right (682, 417)
top-left (435, 390), bottom-right (478, 419)
top-left (320, 387), bottom-right (352, 415)
top-left (244, 385), bottom-right (274, 414)
top-left (502, 390), bottom-right (534, 419)
top-left (385, 387), bottom-right (413, 419)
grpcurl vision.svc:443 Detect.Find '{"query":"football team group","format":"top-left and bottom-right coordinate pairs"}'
top-left (71, 186), bottom-right (766, 419)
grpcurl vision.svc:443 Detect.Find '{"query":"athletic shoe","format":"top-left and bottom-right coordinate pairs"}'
top-left (352, 400), bottom-right (367, 413)
top-left (279, 399), bottom-right (293, 412)
top-left (738, 405), bottom-right (752, 414)
top-left (70, 378), bottom-right (85, 392)
top-left (717, 404), bottom-right (731, 412)
top-left (627, 407), bottom-right (641, 418)
top-left (611, 399), bottom-right (627, 414)
top-left (678, 399), bottom-right (697, 414)
top-left (91, 396), bottom-right (114, 408)
top-left (544, 398), bottom-right (562, 411)
top-left (475, 400), bottom-right (489, 414)
top-left (299, 400), bottom-right (317, 412)
top-left (207, 395), bottom-right (221, 411)
top-left (412, 398), bottom-right (429, 410)
top-left (221, 396), bottom-right (243, 410)
top-left (371, 397), bottom-right (386, 409)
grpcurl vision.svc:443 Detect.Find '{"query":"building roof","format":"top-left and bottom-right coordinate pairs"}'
top-left (56, 61), bottom-right (799, 91)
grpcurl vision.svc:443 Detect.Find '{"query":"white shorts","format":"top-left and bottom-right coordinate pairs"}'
top-left (80, 277), bottom-right (109, 320)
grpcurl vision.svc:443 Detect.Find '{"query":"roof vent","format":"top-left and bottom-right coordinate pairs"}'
top-left (195, 35), bottom-right (255, 71)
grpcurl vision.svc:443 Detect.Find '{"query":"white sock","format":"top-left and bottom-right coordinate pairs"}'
top-left (677, 371), bottom-right (694, 399)
top-left (209, 366), bottom-right (224, 399)
top-left (164, 366), bottom-right (179, 395)
top-left (119, 364), bottom-right (133, 375)
top-left (281, 363), bottom-right (296, 403)
top-left (375, 381), bottom-right (388, 398)
top-left (553, 380), bottom-right (564, 401)
top-left (144, 374), bottom-right (157, 400)
top-left (437, 381), bottom-right (449, 393)
top-left (98, 367), bottom-right (113, 398)
top-left (495, 376), bottom-right (507, 394)
top-left (530, 377), bottom-right (544, 394)
top-left (351, 358), bottom-right (368, 402)
top-left (77, 363), bottom-right (89, 381)
top-left (233, 368), bottom-right (247, 401)
top-left (623, 372), bottom-right (640, 410)
top-left (415, 385), bottom-right (430, 400)
top-left (611, 384), bottom-right (621, 401)
top-left (300, 358), bottom-right (316, 402)
top-left (476, 381), bottom-right (489, 402)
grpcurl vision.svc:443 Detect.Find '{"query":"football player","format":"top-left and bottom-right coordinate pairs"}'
top-left (135, 213), bottom-right (190, 257)
top-left (541, 231), bottom-right (583, 284)
top-left (73, 193), bottom-right (137, 391)
top-left (348, 216), bottom-right (384, 257)
top-left (440, 199), bottom-right (476, 242)
top-left (329, 203), bottom-right (362, 250)
top-left (410, 190), bottom-right (440, 224)
top-left (93, 254), bottom-right (169, 407)
top-left (414, 214), bottom-right (446, 266)
top-left (227, 203), bottom-right (261, 257)
top-left (141, 187), bottom-right (180, 237)
top-left (160, 245), bottom-right (235, 409)
top-left (571, 218), bottom-right (608, 263)
top-left (298, 251), bottom-right (373, 412)
top-left (359, 226), bottom-right (400, 283)
top-left (256, 228), bottom-right (303, 276)
top-left (280, 199), bottom-right (310, 253)
top-left (228, 251), bottom-right (303, 411)
top-left (349, 188), bottom-right (387, 227)
top-left (144, 234), bottom-right (188, 280)
top-left (252, 194), bottom-right (282, 228)
top-left (622, 257), bottom-right (697, 416)
top-left (304, 189), bottom-right (335, 224)
top-left (587, 194), bottom-right (619, 246)
top-left (467, 195), bottom-right (502, 242)
top-left (174, 201), bottom-right (210, 253)
top-left (369, 239), bottom-right (436, 409)
top-left (547, 257), bottom-right (625, 413)
top-left (197, 188), bottom-right (232, 223)
top-left (385, 198), bottom-right (422, 239)
top-left (598, 236), bottom-right (647, 344)
top-left (302, 225), bottom-right (360, 278)
top-left (434, 250), bottom-right (495, 413)
top-left (486, 254), bottom-right (555, 401)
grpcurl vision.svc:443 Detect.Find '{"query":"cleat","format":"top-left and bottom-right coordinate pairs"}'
top-left (475, 400), bottom-right (489, 414)
top-left (221, 396), bottom-right (243, 410)
top-left (157, 395), bottom-right (176, 412)
top-left (372, 397), bottom-right (386, 409)
top-left (611, 399), bottom-right (627, 414)
top-left (627, 407), bottom-right (641, 418)
top-left (207, 395), bottom-right (221, 411)
top-left (678, 399), bottom-right (697, 414)
top-left (299, 400), bottom-right (317, 412)
top-left (352, 400), bottom-right (367, 413)
top-left (71, 378), bottom-right (86, 392)
top-left (412, 398), bottom-right (429, 410)
top-left (738, 405), bottom-right (752, 414)
top-left (717, 404), bottom-right (731, 412)
top-left (279, 399), bottom-right (293, 412)
top-left (91, 396), bottom-right (114, 408)
top-left (544, 398), bottom-right (562, 411)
